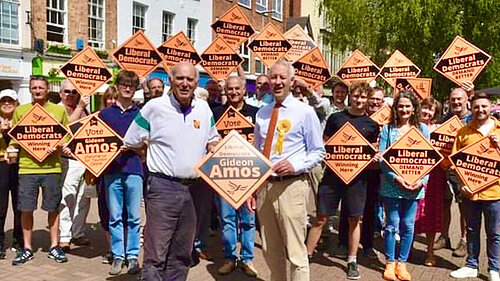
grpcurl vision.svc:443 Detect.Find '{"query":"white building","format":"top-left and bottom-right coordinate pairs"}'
top-left (117, 0), bottom-right (213, 85)
top-left (0, 0), bottom-right (35, 103)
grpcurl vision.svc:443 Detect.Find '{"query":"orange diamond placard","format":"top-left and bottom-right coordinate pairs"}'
top-left (434, 35), bottom-right (492, 86)
top-left (67, 112), bottom-right (99, 136)
top-left (449, 137), bottom-right (500, 194)
top-left (8, 104), bottom-right (68, 162)
top-left (200, 37), bottom-right (243, 80)
top-left (211, 5), bottom-right (255, 49)
top-left (379, 50), bottom-right (421, 88)
top-left (394, 78), bottom-right (432, 100)
top-left (370, 104), bottom-right (392, 126)
top-left (196, 130), bottom-right (273, 209)
top-left (382, 127), bottom-right (444, 185)
top-left (112, 30), bottom-right (162, 78)
top-left (215, 106), bottom-right (255, 144)
top-left (248, 23), bottom-right (292, 67)
top-left (324, 122), bottom-right (377, 184)
top-left (67, 115), bottom-right (123, 177)
top-left (336, 50), bottom-right (380, 86)
top-left (60, 47), bottom-right (112, 96)
top-left (430, 115), bottom-right (463, 155)
top-left (284, 24), bottom-right (317, 63)
top-left (292, 47), bottom-right (332, 89)
top-left (157, 31), bottom-right (201, 73)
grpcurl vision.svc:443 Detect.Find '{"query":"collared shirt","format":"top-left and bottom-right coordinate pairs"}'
top-left (452, 117), bottom-right (500, 201)
top-left (245, 92), bottom-right (274, 108)
top-left (124, 94), bottom-right (219, 178)
top-left (254, 94), bottom-right (325, 175)
top-left (100, 103), bottom-right (143, 177)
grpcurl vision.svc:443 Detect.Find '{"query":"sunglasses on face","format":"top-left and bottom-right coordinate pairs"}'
top-left (63, 89), bottom-right (79, 95)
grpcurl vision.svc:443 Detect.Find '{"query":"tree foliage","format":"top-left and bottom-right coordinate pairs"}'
top-left (320, 0), bottom-right (500, 101)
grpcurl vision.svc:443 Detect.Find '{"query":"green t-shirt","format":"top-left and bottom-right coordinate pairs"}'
top-left (11, 101), bottom-right (68, 175)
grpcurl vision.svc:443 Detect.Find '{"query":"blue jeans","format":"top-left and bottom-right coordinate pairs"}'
top-left (216, 196), bottom-right (256, 263)
top-left (463, 199), bottom-right (500, 272)
top-left (375, 202), bottom-right (385, 232)
top-left (105, 173), bottom-right (143, 260)
top-left (382, 197), bottom-right (419, 262)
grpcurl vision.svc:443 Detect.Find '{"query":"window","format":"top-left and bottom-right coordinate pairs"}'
top-left (256, 0), bottom-right (267, 12)
top-left (272, 0), bottom-right (282, 20)
top-left (187, 18), bottom-right (197, 44)
top-left (132, 2), bottom-right (147, 33)
top-left (162, 12), bottom-right (174, 42)
top-left (240, 42), bottom-right (249, 73)
top-left (238, 0), bottom-right (251, 9)
top-left (0, 0), bottom-right (19, 44)
top-left (46, 0), bottom-right (66, 42)
top-left (88, 0), bottom-right (104, 48)
top-left (255, 57), bottom-right (265, 74)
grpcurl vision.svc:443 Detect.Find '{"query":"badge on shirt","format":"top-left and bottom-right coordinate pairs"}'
top-left (274, 119), bottom-right (292, 155)
top-left (193, 119), bottom-right (201, 129)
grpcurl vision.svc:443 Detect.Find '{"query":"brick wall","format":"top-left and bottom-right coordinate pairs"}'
top-left (105, 0), bottom-right (117, 52)
top-left (67, 1), bottom-right (89, 49)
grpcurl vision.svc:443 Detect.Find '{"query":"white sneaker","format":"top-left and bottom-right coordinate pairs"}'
top-left (490, 270), bottom-right (500, 281)
top-left (450, 267), bottom-right (478, 278)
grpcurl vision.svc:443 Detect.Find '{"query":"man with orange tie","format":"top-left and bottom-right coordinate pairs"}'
top-left (248, 60), bottom-right (325, 281)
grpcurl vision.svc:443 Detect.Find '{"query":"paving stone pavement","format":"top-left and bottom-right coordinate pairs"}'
top-left (0, 198), bottom-right (490, 281)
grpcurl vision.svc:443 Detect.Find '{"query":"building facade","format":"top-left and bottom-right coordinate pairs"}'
top-left (213, 0), bottom-right (290, 81)
top-left (117, 0), bottom-right (213, 87)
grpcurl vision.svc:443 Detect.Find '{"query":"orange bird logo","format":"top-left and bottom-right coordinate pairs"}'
top-left (229, 12), bottom-right (242, 21)
top-left (477, 143), bottom-right (492, 155)
top-left (406, 136), bottom-right (422, 147)
top-left (215, 44), bottom-right (226, 52)
top-left (133, 39), bottom-right (144, 47)
top-left (227, 181), bottom-right (248, 195)
top-left (82, 54), bottom-right (95, 64)
top-left (341, 132), bottom-right (357, 143)
top-left (265, 31), bottom-right (276, 38)
top-left (454, 46), bottom-right (467, 55)
top-left (193, 119), bottom-right (201, 129)
top-left (31, 113), bottom-right (47, 124)
top-left (447, 124), bottom-right (458, 134)
top-left (174, 38), bottom-right (187, 48)
top-left (308, 54), bottom-right (321, 64)
top-left (352, 57), bottom-right (363, 65)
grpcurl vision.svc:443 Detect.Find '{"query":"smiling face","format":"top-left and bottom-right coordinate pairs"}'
top-left (420, 104), bottom-right (436, 125)
top-left (225, 77), bottom-right (244, 106)
top-left (0, 97), bottom-right (17, 116)
top-left (349, 89), bottom-right (368, 113)
top-left (148, 79), bottom-right (164, 98)
top-left (397, 97), bottom-right (415, 123)
top-left (368, 89), bottom-right (384, 114)
top-left (449, 88), bottom-right (468, 116)
top-left (333, 84), bottom-right (348, 106)
top-left (269, 62), bottom-right (294, 104)
top-left (170, 62), bottom-right (198, 107)
top-left (471, 98), bottom-right (492, 123)
top-left (59, 80), bottom-right (79, 107)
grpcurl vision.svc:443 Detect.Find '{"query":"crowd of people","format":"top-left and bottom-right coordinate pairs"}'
top-left (0, 59), bottom-right (499, 281)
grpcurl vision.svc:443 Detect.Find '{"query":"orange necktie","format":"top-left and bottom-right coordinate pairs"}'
top-left (263, 103), bottom-right (281, 158)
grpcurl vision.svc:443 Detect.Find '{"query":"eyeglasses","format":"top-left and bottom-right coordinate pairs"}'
top-left (63, 89), bottom-right (79, 95)
top-left (118, 83), bottom-right (135, 90)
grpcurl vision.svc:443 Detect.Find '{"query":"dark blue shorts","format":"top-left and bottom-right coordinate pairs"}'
top-left (317, 176), bottom-right (367, 217)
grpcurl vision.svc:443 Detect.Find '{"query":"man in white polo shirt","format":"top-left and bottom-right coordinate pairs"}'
top-left (124, 62), bottom-right (219, 281)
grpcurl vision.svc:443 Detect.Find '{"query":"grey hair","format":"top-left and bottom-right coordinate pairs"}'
top-left (271, 60), bottom-right (295, 78)
top-left (169, 62), bottom-right (200, 83)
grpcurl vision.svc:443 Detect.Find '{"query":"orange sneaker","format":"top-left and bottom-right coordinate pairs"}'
top-left (396, 262), bottom-right (412, 281)
top-left (383, 262), bottom-right (396, 281)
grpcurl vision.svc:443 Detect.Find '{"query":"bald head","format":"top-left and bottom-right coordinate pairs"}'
top-left (449, 87), bottom-right (469, 117)
top-left (225, 76), bottom-right (245, 107)
top-left (169, 62), bottom-right (198, 107)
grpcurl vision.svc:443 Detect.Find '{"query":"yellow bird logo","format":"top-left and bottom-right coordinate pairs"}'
top-left (193, 119), bottom-right (201, 129)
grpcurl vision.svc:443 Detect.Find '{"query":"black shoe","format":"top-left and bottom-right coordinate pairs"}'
top-left (12, 248), bottom-right (34, 266)
top-left (0, 250), bottom-right (5, 259)
top-left (347, 261), bottom-right (361, 280)
top-left (127, 258), bottom-right (140, 275)
top-left (109, 258), bottom-right (124, 275)
top-left (190, 249), bottom-right (200, 268)
top-left (48, 246), bottom-right (68, 263)
top-left (102, 252), bottom-right (113, 264)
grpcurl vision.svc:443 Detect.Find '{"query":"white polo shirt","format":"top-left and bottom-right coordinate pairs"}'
top-left (124, 93), bottom-right (219, 178)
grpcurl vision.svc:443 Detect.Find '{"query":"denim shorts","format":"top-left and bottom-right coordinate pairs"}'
top-left (18, 174), bottom-right (62, 212)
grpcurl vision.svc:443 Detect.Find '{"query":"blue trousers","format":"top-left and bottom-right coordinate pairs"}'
top-left (104, 173), bottom-right (143, 260)
top-left (382, 197), bottom-right (419, 262)
top-left (216, 196), bottom-right (256, 263)
top-left (463, 198), bottom-right (500, 272)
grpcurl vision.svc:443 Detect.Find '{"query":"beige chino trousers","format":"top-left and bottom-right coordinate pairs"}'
top-left (257, 175), bottom-right (310, 281)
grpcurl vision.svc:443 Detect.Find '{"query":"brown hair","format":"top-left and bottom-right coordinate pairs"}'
top-left (102, 85), bottom-right (118, 108)
top-left (332, 81), bottom-right (349, 93)
top-left (390, 91), bottom-right (421, 128)
top-left (29, 75), bottom-right (49, 88)
top-left (471, 92), bottom-right (492, 103)
top-left (420, 97), bottom-right (442, 123)
top-left (115, 70), bottom-right (139, 89)
top-left (350, 82), bottom-right (372, 98)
